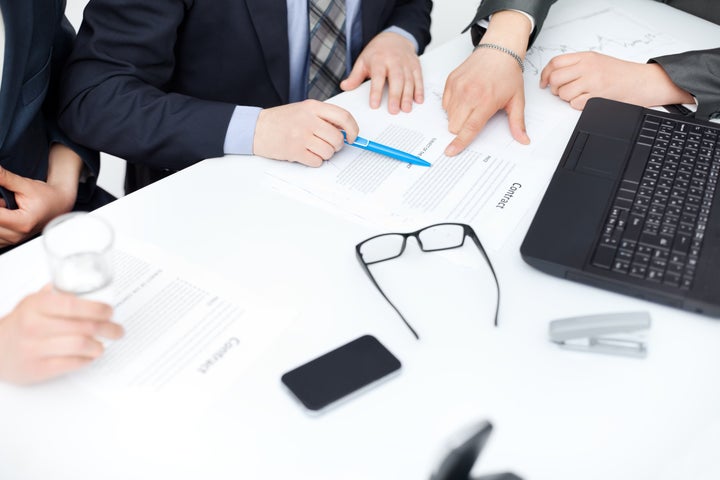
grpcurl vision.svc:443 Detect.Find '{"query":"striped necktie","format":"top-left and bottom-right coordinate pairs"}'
top-left (307, 0), bottom-right (347, 101)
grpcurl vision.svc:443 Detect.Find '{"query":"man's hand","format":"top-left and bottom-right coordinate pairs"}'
top-left (340, 31), bottom-right (424, 114)
top-left (443, 47), bottom-right (529, 156)
top-left (0, 285), bottom-right (123, 385)
top-left (0, 169), bottom-right (77, 246)
top-left (0, 144), bottom-right (83, 247)
top-left (442, 10), bottom-right (533, 156)
top-left (253, 100), bottom-right (359, 167)
top-left (540, 51), bottom-right (694, 110)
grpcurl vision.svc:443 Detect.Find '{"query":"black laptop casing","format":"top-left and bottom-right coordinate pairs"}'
top-left (521, 98), bottom-right (720, 317)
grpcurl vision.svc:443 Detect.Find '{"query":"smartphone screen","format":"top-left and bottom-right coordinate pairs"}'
top-left (281, 335), bottom-right (401, 412)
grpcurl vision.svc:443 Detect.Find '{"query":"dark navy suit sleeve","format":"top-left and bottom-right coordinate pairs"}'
top-left (470, 0), bottom-right (557, 46)
top-left (650, 48), bottom-right (720, 120)
top-left (385, 0), bottom-right (433, 54)
top-left (58, 0), bottom-right (236, 171)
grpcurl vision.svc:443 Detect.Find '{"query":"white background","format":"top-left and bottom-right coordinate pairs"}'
top-left (63, 0), bottom-right (481, 199)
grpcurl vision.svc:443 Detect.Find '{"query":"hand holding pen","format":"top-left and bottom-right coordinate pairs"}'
top-left (253, 100), bottom-right (360, 167)
top-left (252, 100), bottom-right (430, 168)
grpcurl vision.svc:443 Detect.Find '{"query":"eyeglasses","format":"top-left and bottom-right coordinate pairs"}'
top-left (355, 223), bottom-right (500, 340)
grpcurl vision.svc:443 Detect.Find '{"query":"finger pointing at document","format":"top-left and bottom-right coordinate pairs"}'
top-left (442, 1), bottom-right (558, 156)
top-left (443, 10), bottom-right (533, 156)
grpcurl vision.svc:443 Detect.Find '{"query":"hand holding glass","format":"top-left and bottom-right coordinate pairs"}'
top-left (43, 213), bottom-right (114, 301)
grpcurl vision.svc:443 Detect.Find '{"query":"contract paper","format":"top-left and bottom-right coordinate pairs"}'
top-left (264, 1), bottom-right (690, 253)
top-left (72, 237), bottom-right (294, 405)
top-left (265, 81), bottom-right (557, 252)
top-left (0, 236), bottom-right (294, 406)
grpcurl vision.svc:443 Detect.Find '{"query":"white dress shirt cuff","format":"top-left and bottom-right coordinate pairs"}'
top-left (477, 9), bottom-right (536, 35)
top-left (223, 106), bottom-right (263, 155)
top-left (383, 26), bottom-right (419, 54)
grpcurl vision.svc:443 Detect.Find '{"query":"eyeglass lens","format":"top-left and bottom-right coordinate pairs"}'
top-left (417, 224), bottom-right (465, 251)
top-left (359, 234), bottom-right (406, 264)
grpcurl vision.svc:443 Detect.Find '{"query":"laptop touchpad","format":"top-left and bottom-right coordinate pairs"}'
top-left (573, 134), bottom-right (629, 179)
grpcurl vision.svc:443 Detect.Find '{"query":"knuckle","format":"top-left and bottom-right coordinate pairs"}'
top-left (56, 293), bottom-right (77, 314)
top-left (100, 304), bottom-right (113, 319)
top-left (321, 143), bottom-right (335, 160)
top-left (81, 320), bottom-right (101, 336)
top-left (463, 119), bottom-right (483, 134)
top-left (331, 134), bottom-right (344, 151)
top-left (6, 231), bottom-right (24, 244)
top-left (341, 112), bottom-right (354, 126)
top-left (80, 337), bottom-right (103, 357)
top-left (547, 71), bottom-right (560, 86)
top-left (570, 97), bottom-right (587, 110)
top-left (16, 220), bottom-right (34, 236)
top-left (461, 83), bottom-right (482, 99)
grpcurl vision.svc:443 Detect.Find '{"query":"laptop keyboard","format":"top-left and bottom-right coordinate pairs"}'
top-left (592, 114), bottom-right (719, 289)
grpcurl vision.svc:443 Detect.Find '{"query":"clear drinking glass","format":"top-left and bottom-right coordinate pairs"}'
top-left (43, 212), bottom-right (115, 302)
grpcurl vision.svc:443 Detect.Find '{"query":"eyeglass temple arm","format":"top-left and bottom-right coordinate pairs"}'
top-left (355, 251), bottom-right (421, 340)
top-left (466, 232), bottom-right (501, 327)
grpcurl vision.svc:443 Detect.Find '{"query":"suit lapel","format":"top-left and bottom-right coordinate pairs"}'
top-left (0, 0), bottom-right (33, 149)
top-left (245, 0), bottom-right (290, 103)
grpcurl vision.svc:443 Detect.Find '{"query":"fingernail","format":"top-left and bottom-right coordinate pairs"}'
top-left (445, 146), bottom-right (458, 156)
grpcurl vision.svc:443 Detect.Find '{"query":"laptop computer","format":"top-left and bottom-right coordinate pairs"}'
top-left (521, 97), bottom-right (720, 316)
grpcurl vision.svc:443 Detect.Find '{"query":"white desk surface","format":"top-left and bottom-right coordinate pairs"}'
top-left (2, 1), bottom-right (720, 479)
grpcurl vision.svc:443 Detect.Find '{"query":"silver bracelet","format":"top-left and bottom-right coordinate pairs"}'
top-left (474, 43), bottom-right (525, 73)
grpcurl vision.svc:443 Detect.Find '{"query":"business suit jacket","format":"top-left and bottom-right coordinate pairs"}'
top-left (651, 48), bottom-right (720, 119)
top-left (471, 0), bottom-right (557, 46)
top-left (0, 0), bottom-right (98, 206)
top-left (660, 0), bottom-right (720, 24)
top-left (652, 1), bottom-right (720, 119)
top-left (59, 0), bottom-right (433, 192)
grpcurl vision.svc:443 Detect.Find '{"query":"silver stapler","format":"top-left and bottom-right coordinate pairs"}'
top-left (548, 311), bottom-right (652, 358)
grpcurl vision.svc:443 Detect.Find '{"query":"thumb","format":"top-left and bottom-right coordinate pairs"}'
top-left (0, 166), bottom-right (29, 192)
top-left (506, 94), bottom-right (530, 145)
top-left (340, 59), bottom-right (369, 92)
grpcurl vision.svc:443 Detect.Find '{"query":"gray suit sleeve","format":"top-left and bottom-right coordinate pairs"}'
top-left (468, 0), bottom-right (557, 46)
top-left (650, 48), bottom-right (720, 119)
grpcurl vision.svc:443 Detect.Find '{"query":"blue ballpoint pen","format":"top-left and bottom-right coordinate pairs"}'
top-left (342, 132), bottom-right (432, 167)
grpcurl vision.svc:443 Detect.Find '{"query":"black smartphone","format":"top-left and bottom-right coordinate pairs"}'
top-left (281, 335), bottom-right (401, 412)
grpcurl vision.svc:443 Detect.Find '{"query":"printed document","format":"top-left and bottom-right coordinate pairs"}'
top-left (264, 1), bottom-right (690, 253)
top-left (0, 236), bottom-right (294, 405)
top-left (265, 81), bottom-right (558, 252)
